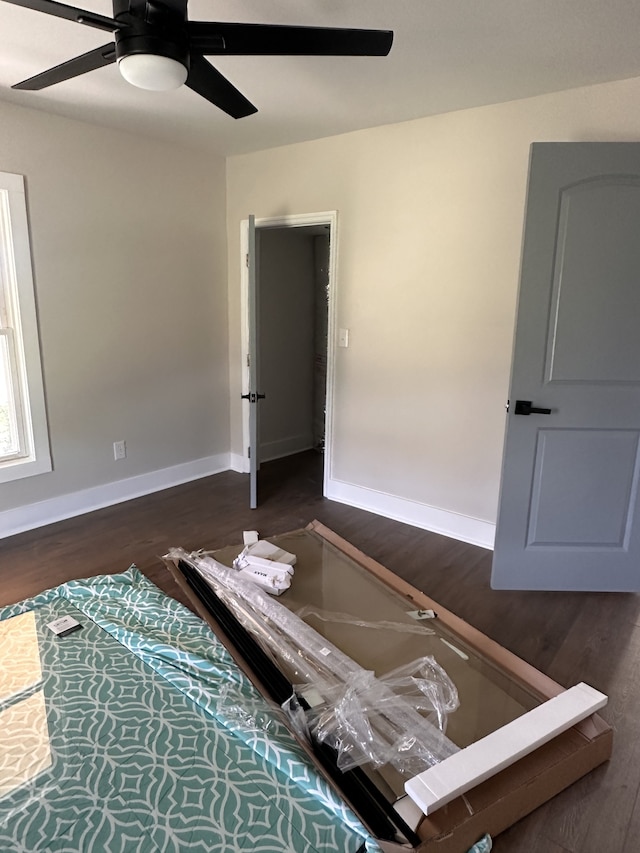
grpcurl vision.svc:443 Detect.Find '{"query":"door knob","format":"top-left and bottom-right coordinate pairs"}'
top-left (514, 400), bottom-right (551, 416)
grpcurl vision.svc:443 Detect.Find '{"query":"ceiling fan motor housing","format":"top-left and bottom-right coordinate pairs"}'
top-left (113, 0), bottom-right (189, 70)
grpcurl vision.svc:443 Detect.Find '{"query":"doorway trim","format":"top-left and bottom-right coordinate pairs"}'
top-left (239, 210), bottom-right (338, 499)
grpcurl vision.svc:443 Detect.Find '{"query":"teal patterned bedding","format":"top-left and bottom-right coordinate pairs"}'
top-left (0, 567), bottom-right (376, 853)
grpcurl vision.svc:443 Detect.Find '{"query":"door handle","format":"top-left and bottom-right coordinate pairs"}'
top-left (514, 400), bottom-right (551, 416)
top-left (241, 392), bottom-right (266, 403)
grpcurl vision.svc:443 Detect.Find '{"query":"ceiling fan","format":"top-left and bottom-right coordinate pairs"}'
top-left (3, 0), bottom-right (393, 118)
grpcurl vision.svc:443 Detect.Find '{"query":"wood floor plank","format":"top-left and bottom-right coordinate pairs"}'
top-left (528, 594), bottom-right (640, 853)
top-left (622, 785), bottom-right (640, 853)
top-left (493, 834), bottom-right (573, 853)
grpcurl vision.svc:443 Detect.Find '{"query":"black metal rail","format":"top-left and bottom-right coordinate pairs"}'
top-left (176, 559), bottom-right (421, 846)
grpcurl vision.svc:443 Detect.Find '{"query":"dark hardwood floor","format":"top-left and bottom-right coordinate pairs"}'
top-left (1, 451), bottom-right (637, 852)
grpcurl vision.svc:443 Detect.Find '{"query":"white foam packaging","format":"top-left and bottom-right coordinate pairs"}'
top-left (236, 563), bottom-right (292, 595)
top-left (233, 538), bottom-right (297, 594)
top-left (234, 540), bottom-right (297, 567)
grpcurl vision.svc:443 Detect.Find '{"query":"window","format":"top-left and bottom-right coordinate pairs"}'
top-left (0, 171), bottom-right (51, 483)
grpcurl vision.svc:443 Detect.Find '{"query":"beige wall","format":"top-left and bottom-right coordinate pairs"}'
top-left (0, 100), bottom-right (229, 513)
top-left (226, 76), bottom-right (640, 525)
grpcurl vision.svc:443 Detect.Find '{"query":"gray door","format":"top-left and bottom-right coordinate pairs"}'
top-left (492, 143), bottom-right (640, 591)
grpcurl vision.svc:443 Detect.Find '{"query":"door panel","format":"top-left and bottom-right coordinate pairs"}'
top-left (492, 143), bottom-right (640, 590)
top-left (546, 179), bottom-right (640, 383)
top-left (527, 429), bottom-right (640, 548)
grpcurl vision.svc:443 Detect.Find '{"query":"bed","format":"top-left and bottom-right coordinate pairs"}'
top-left (0, 567), bottom-right (374, 852)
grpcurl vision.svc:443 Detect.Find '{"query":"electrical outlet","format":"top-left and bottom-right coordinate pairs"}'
top-left (113, 440), bottom-right (126, 461)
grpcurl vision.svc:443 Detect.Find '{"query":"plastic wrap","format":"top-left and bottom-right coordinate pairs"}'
top-left (306, 657), bottom-right (459, 774)
top-left (168, 547), bottom-right (460, 776)
top-left (215, 682), bottom-right (283, 738)
top-left (296, 605), bottom-right (437, 636)
top-left (167, 547), bottom-right (363, 688)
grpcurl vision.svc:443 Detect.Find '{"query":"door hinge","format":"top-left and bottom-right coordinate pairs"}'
top-left (245, 253), bottom-right (249, 268)
top-left (248, 447), bottom-right (251, 458)
top-left (247, 353), bottom-right (250, 367)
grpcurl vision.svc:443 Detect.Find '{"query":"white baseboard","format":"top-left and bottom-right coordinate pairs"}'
top-left (229, 453), bottom-right (249, 474)
top-left (0, 453), bottom-right (231, 540)
top-left (230, 436), bottom-right (314, 473)
top-left (1, 455), bottom-right (496, 551)
top-left (260, 434), bottom-right (314, 463)
top-left (326, 478), bottom-right (496, 550)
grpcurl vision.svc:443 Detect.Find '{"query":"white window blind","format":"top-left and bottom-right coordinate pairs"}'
top-left (0, 171), bottom-right (51, 483)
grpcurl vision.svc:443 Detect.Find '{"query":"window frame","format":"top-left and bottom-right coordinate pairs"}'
top-left (0, 171), bottom-right (51, 483)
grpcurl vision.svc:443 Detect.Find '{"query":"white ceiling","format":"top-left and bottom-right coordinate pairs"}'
top-left (2, 0), bottom-right (640, 157)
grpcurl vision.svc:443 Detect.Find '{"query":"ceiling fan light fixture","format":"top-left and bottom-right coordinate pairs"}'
top-left (10, 0), bottom-right (393, 118)
top-left (118, 53), bottom-right (188, 91)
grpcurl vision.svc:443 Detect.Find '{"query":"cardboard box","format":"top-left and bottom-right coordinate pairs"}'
top-left (163, 521), bottom-right (612, 853)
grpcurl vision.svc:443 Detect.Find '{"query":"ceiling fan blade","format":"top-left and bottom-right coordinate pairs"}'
top-left (186, 54), bottom-right (257, 119)
top-left (188, 22), bottom-right (393, 57)
top-left (2, 0), bottom-right (120, 32)
top-left (12, 43), bottom-right (116, 90)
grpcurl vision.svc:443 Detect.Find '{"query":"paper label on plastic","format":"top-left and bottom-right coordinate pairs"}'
top-left (407, 609), bottom-right (436, 620)
top-left (300, 687), bottom-right (325, 708)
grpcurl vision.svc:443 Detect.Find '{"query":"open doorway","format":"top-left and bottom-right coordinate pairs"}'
top-left (240, 212), bottom-right (337, 506)
top-left (257, 224), bottom-right (329, 463)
